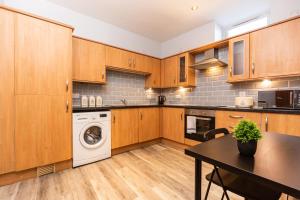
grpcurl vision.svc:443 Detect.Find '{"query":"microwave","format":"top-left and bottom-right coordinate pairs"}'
top-left (258, 90), bottom-right (300, 109)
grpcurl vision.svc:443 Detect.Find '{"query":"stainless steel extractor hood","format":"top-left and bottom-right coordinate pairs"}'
top-left (190, 48), bottom-right (226, 70)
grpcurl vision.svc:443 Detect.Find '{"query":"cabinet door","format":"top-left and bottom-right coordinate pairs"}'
top-left (162, 108), bottom-right (184, 143)
top-left (106, 46), bottom-right (131, 70)
top-left (145, 58), bottom-right (161, 88)
top-left (178, 53), bottom-right (195, 87)
top-left (250, 18), bottom-right (300, 78)
top-left (0, 9), bottom-right (15, 175)
top-left (15, 14), bottom-right (71, 95)
top-left (261, 113), bottom-right (300, 137)
top-left (15, 95), bottom-right (71, 170)
top-left (73, 37), bottom-right (106, 83)
top-left (132, 53), bottom-right (148, 73)
top-left (139, 108), bottom-right (160, 142)
top-left (228, 34), bottom-right (250, 82)
top-left (162, 56), bottom-right (178, 88)
top-left (111, 109), bottom-right (139, 149)
top-left (216, 111), bottom-right (262, 133)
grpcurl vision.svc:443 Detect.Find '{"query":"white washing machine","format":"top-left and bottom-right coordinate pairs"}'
top-left (73, 111), bottom-right (111, 167)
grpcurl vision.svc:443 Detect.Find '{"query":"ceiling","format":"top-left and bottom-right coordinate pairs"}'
top-left (48, 0), bottom-right (272, 42)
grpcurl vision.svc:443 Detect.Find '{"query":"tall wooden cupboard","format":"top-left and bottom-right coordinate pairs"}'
top-left (0, 7), bottom-right (73, 173)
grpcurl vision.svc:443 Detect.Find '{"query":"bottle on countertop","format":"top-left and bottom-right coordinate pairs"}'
top-left (81, 95), bottom-right (88, 108)
top-left (89, 96), bottom-right (96, 107)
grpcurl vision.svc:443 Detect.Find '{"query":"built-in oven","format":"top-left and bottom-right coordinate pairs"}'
top-left (185, 109), bottom-right (215, 142)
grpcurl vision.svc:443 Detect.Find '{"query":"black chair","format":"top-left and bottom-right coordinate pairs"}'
top-left (204, 128), bottom-right (281, 200)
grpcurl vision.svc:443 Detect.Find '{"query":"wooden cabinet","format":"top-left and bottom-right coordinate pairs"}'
top-left (250, 18), bottom-right (300, 79)
top-left (138, 108), bottom-right (160, 142)
top-left (145, 58), bottom-right (161, 88)
top-left (162, 108), bottom-right (185, 143)
top-left (105, 46), bottom-right (149, 74)
top-left (72, 37), bottom-right (106, 83)
top-left (161, 56), bottom-right (178, 88)
top-left (0, 9), bottom-right (15, 175)
top-left (228, 34), bottom-right (250, 82)
top-left (261, 113), bottom-right (300, 137)
top-left (216, 111), bottom-right (262, 133)
top-left (161, 54), bottom-right (195, 88)
top-left (106, 46), bottom-right (130, 70)
top-left (14, 13), bottom-right (72, 171)
top-left (177, 53), bottom-right (196, 87)
top-left (111, 109), bottom-right (139, 149)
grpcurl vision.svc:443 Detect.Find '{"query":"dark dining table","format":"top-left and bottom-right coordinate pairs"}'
top-left (185, 132), bottom-right (300, 200)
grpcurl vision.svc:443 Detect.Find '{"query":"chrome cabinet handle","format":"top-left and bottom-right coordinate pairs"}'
top-left (128, 58), bottom-right (132, 67)
top-left (265, 114), bottom-right (268, 132)
top-left (181, 113), bottom-right (183, 120)
top-left (229, 66), bottom-right (232, 76)
top-left (66, 80), bottom-right (69, 92)
top-left (133, 59), bottom-right (136, 68)
top-left (66, 100), bottom-right (69, 112)
top-left (229, 115), bottom-right (243, 119)
top-left (113, 115), bottom-right (116, 123)
top-left (252, 62), bottom-right (255, 74)
top-left (140, 113), bottom-right (143, 120)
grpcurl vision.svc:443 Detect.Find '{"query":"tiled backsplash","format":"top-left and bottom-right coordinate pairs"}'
top-left (73, 48), bottom-right (300, 107)
top-left (73, 70), bottom-right (160, 107)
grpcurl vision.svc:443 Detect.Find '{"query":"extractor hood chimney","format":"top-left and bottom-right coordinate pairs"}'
top-left (190, 48), bottom-right (226, 70)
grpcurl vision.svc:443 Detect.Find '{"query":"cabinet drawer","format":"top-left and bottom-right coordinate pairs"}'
top-left (216, 111), bottom-right (262, 133)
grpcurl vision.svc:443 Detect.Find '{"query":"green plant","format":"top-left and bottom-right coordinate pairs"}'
top-left (233, 120), bottom-right (262, 143)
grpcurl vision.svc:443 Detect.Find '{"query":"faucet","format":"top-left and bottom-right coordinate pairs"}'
top-left (120, 99), bottom-right (127, 105)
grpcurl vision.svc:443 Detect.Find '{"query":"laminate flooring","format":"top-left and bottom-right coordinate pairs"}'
top-left (0, 144), bottom-right (285, 200)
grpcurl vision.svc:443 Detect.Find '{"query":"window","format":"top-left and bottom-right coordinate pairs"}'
top-left (227, 16), bottom-right (268, 37)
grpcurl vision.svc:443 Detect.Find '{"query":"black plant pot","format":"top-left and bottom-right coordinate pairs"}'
top-left (237, 140), bottom-right (257, 157)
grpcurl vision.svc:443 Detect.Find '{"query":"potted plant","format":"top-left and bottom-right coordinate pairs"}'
top-left (233, 120), bottom-right (262, 157)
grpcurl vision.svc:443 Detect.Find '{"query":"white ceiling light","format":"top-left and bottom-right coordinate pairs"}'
top-left (191, 5), bottom-right (199, 11)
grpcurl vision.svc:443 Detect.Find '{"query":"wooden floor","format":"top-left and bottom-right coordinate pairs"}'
top-left (0, 144), bottom-right (285, 200)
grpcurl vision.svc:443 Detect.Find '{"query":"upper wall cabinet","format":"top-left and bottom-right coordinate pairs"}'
top-left (228, 34), bottom-right (250, 82)
top-left (178, 53), bottom-right (196, 87)
top-left (250, 18), bottom-right (300, 79)
top-left (161, 56), bottom-right (178, 88)
top-left (145, 57), bottom-right (161, 88)
top-left (161, 54), bottom-right (196, 88)
top-left (73, 37), bottom-right (106, 83)
top-left (105, 46), bottom-right (150, 74)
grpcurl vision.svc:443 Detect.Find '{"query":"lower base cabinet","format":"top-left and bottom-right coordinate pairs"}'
top-left (261, 113), bottom-right (300, 137)
top-left (161, 108), bottom-right (185, 143)
top-left (216, 111), bottom-right (262, 133)
top-left (138, 108), bottom-right (160, 142)
top-left (111, 108), bottom-right (160, 149)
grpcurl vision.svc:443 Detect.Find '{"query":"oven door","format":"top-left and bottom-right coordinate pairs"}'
top-left (185, 115), bottom-right (215, 142)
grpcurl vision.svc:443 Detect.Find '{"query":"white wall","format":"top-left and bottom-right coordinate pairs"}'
top-left (3, 0), bottom-right (161, 57)
top-left (269, 0), bottom-right (300, 23)
top-left (160, 22), bottom-right (220, 58)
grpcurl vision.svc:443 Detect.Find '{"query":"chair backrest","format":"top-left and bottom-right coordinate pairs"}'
top-left (205, 128), bottom-right (229, 141)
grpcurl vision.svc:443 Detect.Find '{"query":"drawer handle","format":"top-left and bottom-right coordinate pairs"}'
top-left (66, 80), bottom-right (69, 92)
top-left (229, 115), bottom-right (243, 119)
top-left (66, 100), bottom-right (69, 112)
top-left (229, 126), bottom-right (235, 129)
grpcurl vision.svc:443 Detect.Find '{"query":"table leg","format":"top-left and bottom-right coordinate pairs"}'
top-left (195, 159), bottom-right (202, 200)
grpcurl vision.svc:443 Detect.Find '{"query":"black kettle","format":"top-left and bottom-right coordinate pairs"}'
top-left (158, 95), bottom-right (166, 105)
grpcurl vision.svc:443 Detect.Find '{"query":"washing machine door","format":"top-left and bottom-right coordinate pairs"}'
top-left (79, 123), bottom-right (106, 149)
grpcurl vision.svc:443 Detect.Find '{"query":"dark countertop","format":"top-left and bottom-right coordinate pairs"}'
top-left (72, 104), bottom-right (300, 114)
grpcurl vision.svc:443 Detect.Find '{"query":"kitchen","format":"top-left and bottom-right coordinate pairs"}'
top-left (1, 0), bottom-right (300, 199)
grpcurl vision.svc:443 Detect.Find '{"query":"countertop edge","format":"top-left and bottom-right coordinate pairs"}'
top-left (72, 105), bottom-right (300, 114)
